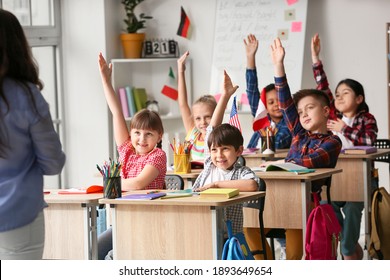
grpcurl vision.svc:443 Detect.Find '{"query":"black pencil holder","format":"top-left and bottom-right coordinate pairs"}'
top-left (103, 176), bottom-right (121, 199)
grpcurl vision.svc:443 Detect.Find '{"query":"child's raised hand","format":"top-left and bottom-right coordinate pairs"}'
top-left (270, 38), bottom-right (285, 65)
top-left (98, 52), bottom-right (112, 85)
top-left (311, 33), bottom-right (321, 63)
top-left (244, 34), bottom-right (258, 58)
top-left (177, 51), bottom-right (189, 73)
top-left (222, 70), bottom-right (239, 98)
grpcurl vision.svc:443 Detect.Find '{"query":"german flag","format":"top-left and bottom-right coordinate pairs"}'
top-left (177, 6), bottom-right (190, 38)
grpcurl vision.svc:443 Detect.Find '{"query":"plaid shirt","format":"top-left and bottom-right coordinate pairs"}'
top-left (192, 126), bottom-right (261, 234)
top-left (246, 68), bottom-right (292, 149)
top-left (275, 75), bottom-right (342, 191)
top-left (312, 61), bottom-right (378, 146)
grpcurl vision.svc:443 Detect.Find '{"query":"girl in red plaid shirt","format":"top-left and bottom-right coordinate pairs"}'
top-left (311, 33), bottom-right (378, 260)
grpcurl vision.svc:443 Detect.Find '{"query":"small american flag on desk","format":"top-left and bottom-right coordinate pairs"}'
top-left (229, 96), bottom-right (242, 132)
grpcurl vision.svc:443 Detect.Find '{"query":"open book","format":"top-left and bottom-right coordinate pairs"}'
top-left (252, 162), bottom-right (316, 174)
top-left (58, 185), bottom-right (103, 194)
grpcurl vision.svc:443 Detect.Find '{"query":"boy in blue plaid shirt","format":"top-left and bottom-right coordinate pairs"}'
top-left (263, 38), bottom-right (342, 259)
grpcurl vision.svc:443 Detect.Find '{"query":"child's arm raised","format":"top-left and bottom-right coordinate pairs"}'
top-left (244, 34), bottom-right (258, 69)
top-left (311, 34), bottom-right (335, 115)
top-left (271, 38), bottom-right (286, 78)
top-left (177, 51), bottom-right (193, 133)
top-left (98, 53), bottom-right (129, 146)
top-left (210, 70), bottom-right (239, 128)
top-left (244, 34), bottom-right (261, 118)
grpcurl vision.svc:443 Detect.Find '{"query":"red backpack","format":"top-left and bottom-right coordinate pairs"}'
top-left (305, 193), bottom-right (341, 260)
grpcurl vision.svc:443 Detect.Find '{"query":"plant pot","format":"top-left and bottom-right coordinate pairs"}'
top-left (120, 33), bottom-right (145, 58)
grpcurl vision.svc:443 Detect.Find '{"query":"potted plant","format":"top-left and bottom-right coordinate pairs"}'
top-left (120, 0), bottom-right (152, 58)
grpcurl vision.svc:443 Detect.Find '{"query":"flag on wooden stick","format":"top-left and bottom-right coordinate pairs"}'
top-left (229, 96), bottom-right (242, 132)
top-left (252, 88), bottom-right (270, 131)
top-left (177, 6), bottom-right (191, 38)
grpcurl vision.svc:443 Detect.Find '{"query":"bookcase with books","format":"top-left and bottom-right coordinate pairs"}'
top-left (109, 58), bottom-right (193, 164)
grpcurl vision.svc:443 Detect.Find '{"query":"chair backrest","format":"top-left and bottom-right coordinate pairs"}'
top-left (374, 139), bottom-right (390, 165)
top-left (237, 155), bottom-right (246, 166)
top-left (165, 174), bottom-right (185, 190)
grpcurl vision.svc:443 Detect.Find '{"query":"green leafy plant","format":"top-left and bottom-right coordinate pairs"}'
top-left (122, 0), bottom-right (152, 33)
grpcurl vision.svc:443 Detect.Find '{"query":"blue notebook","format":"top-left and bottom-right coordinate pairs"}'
top-left (117, 192), bottom-right (166, 200)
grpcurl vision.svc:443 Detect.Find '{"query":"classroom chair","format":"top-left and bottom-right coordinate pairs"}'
top-left (165, 174), bottom-right (185, 190)
top-left (237, 155), bottom-right (246, 166)
top-left (374, 138), bottom-right (390, 186)
top-left (243, 179), bottom-right (268, 260)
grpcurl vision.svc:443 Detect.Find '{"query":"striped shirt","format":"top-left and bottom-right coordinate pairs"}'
top-left (185, 126), bottom-right (205, 161)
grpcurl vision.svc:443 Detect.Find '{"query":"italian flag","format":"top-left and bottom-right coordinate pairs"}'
top-left (161, 67), bottom-right (178, 100)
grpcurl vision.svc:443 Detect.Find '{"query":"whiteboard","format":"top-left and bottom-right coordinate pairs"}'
top-left (210, 0), bottom-right (308, 110)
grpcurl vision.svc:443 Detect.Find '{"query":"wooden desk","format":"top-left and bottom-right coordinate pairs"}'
top-left (43, 190), bottom-right (102, 259)
top-left (100, 191), bottom-right (265, 260)
top-left (330, 149), bottom-right (390, 250)
top-left (244, 168), bottom-right (342, 254)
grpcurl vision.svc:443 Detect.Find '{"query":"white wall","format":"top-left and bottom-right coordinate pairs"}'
top-left (61, 0), bottom-right (390, 189)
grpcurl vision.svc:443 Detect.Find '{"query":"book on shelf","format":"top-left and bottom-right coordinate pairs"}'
top-left (117, 192), bottom-right (166, 200)
top-left (199, 188), bottom-right (239, 199)
top-left (252, 162), bottom-right (316, 174)
top-left (118, 87), bottom-right (130, 118)
top-left (58, 185), bottom-right (103, 194)
top-left (343, 146), bottom-right (377, 155)
top-left (133, 87), bottom-right (148, 112)
top-left (125, 86), bottom-right (136, 116)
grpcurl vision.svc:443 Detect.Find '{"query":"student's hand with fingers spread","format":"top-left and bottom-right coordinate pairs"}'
top-left (222, 70), bottom-right (239, 99)
top-left (311, 33), bottom-right (321, 64)
top-left (327, 118), bottom-right (346, 133)
top-left (244, 34), bottom-right (258, 58)
top-left (270, 38), bottom-right (285, 77)
top-left (177, 51), bottom-right (189, 73)
top-left (98, 52), bottom-right (112, 86)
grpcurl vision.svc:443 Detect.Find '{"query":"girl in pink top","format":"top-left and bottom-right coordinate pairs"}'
top-left (98, 53), bottom-right (166, 191)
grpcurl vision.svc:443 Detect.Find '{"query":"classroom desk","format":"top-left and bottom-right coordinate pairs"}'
top-left (243, 168), bottom-right (342, 255)
top-left (100, 191), bottom-right (265, 260)
top-left (330, 149), bottom-right (390, 250)
top-left (43, 190), bottom-right (102, 260)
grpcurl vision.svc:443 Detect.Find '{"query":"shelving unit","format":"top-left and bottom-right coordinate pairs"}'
top-left (387, 23), bottom-right (390, 137)
top-left (109, 58), bottom-right (192, 164)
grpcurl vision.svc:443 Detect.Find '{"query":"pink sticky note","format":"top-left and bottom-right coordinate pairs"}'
top-left (286, 0), bottom-right (298, 5)
top-left (291, 21), bottom-right (302, 32)
top-left (214, 93), bottom-right (222, 102)
top-left (240, 93), bottom-right (249, 105)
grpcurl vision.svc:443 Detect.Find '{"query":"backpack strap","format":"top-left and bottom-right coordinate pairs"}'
top-left (226, 220), bottom-right (234, 238)
top-left (370, 188), bottom-right (384, 259)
